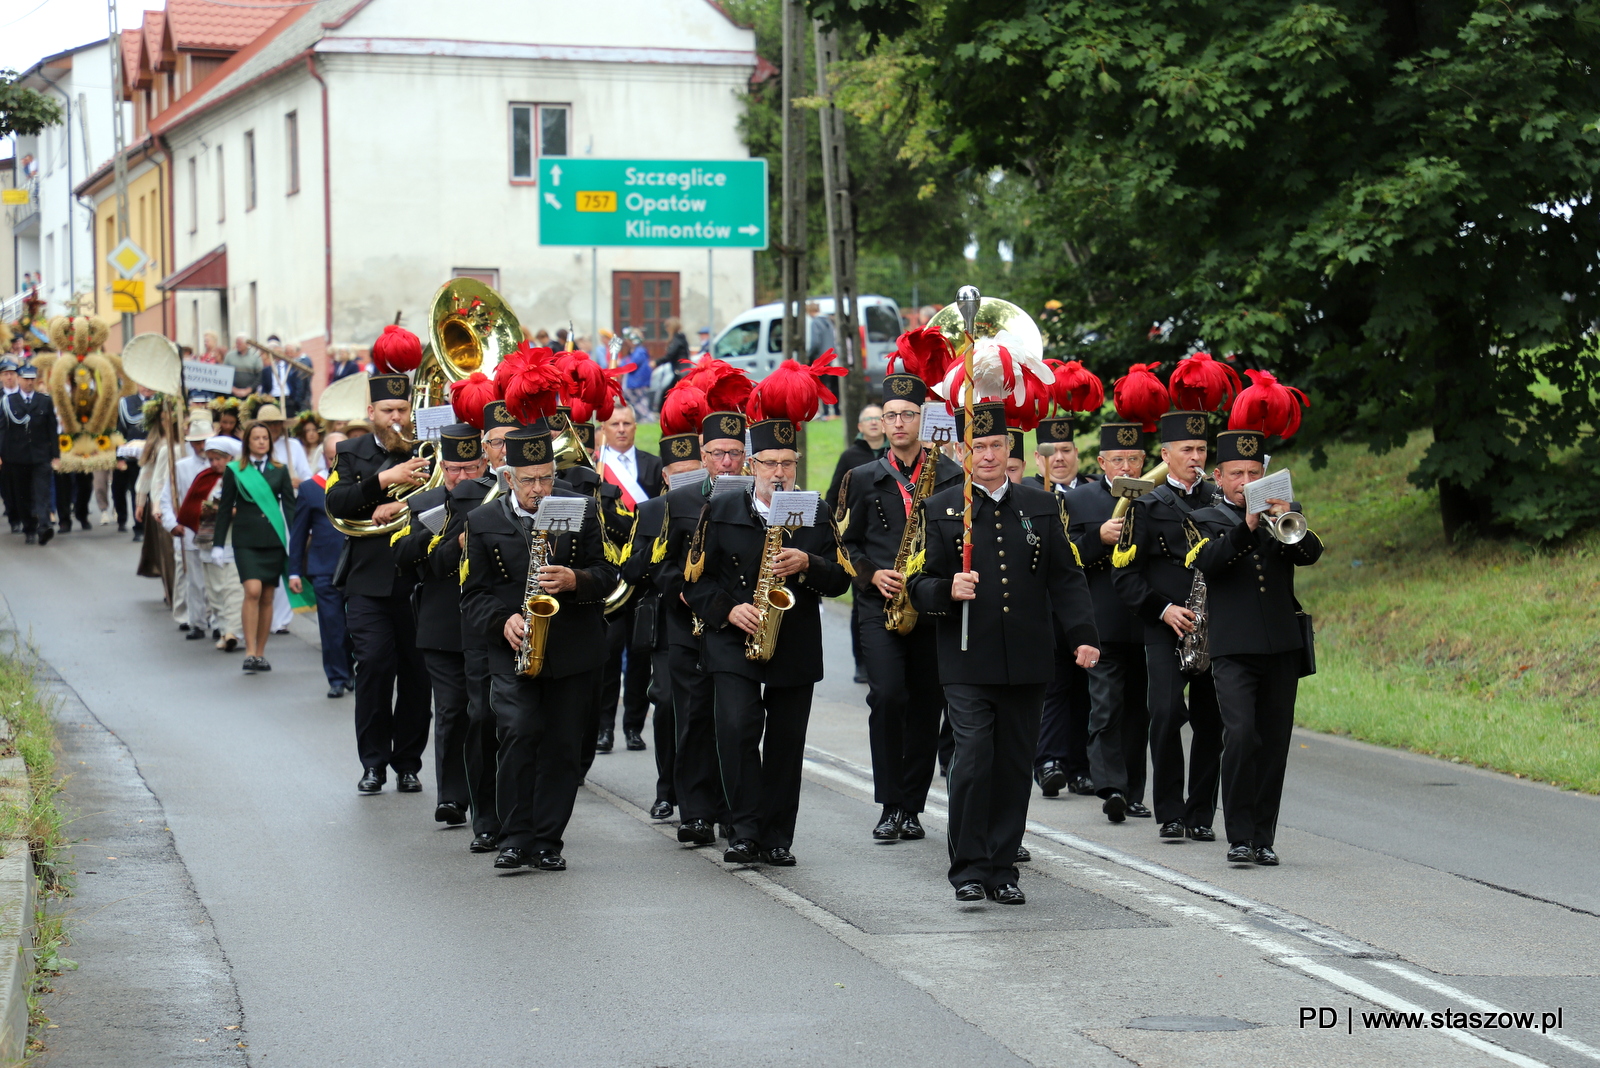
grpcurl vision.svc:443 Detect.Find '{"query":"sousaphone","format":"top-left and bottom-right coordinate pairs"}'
top-left (420, 278), bottom-right (525, 409)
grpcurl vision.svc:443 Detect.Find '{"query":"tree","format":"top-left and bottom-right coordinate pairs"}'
top-left (819, 0), bottom-right (1600, 540)
top-left (0, 69), bottom-right (63, 138)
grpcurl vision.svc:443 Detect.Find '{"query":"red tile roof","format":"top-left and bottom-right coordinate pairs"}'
top-left (142, 10), bottom-right (167, 68)
top-left (165, 0), bottom-right (288, 52)
top-left (120, 26), bottom-right (142, 92)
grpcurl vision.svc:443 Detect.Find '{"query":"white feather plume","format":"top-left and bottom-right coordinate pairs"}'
top-left (939, 337), bottom-right (1055, 407)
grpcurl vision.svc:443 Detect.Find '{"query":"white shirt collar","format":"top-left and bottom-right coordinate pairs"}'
top-left (752, 494), bottom-right (771, 519)
top-left (975, 480), bottom-right (1009, 503)
top-left (600, 443), bottom-right (636, 468)
top-left (1168, 475), bottom-right (1198, 494)
top-left (512, 496), bottom-right (537, 520)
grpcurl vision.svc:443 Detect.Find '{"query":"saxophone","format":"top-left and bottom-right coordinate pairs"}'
top-left (745, 522), bottom-right (796, 661)
top-left (1177, 568), bottom-right (1209, 675)
top-left (884, 449), bottom-right (938, 635)
top-left (514, 530), bottom-right (562, 677)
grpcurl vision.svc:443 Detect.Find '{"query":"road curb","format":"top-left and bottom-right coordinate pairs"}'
top-left (0, 750), bottom-right (36, 1063)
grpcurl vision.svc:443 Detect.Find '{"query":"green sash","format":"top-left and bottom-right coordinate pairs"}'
top-left (233, 460), bottom-right (315, 611)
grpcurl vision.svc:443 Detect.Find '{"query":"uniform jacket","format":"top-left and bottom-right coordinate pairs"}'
top-left (459, 490), bottom-right (618, 677)
top-left (1112, 480), bottom-right (1221, 642)
top-left (1191, 499), bottom-right (1323, 658)
top-left (1024, 472), bottom-right (1101, 494)
top-left (214, 460), bottom-right (295, 550)
top-left (117, 394), bottom-right (148, 440)
top-left (0, 389), bottom-right (57, 464)
top-left (600, 446), bottom-right (663, 500)
top-left (838, 450), bottom-right (962, 617)
top-left (392, 475), bottom-right (497, 652)
top-left (907, 481), bottom-right (1098, 686)
top-left (683, 489), bottom-right (851, 686)
top-left (324, 434), bottom-right (410, 597)
top-left (558, 463), bottom-right (635, 548)
top-left (1065, 479), bottom-right (1145, 645)
top-left (825, 437), bottom-right (888, 514)
top-left (625, 478), bottom-right (713, 650)
top-left (288, 476), bottom-right (345, 579)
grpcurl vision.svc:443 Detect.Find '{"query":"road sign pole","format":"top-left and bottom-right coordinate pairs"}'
top-left (707, 248), bottom-right (714, 342)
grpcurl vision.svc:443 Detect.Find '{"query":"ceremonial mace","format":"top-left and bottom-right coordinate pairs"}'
top-left (955, 285), bottom-right (980, 651)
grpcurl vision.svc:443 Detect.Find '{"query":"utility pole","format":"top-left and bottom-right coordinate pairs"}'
top-left (106, 0), bottom-right (133, 344)
top-left (814, 23), bottom-right (863, 450)
top-left (780, 0), bottom-right (809, 487)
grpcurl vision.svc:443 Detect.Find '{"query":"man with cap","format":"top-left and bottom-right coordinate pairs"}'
top-left (839, 372), bottom-right (961, 842)
top-left (114, 384), bottom-right (154, 535)
top-left (1112, 410), bottom-right (1224, 842)
top-left (907, 400), bottom-right (1099, 904)
top-left (825, 402), bottom-right (887, 685)
top-left (393, 424), bottom-right (490, 829)
top-left (0, 358), bottom-right (19, 532)
top-left (1004, 428), bottom-right (1028, 484)
top-left (684, 414), bottom-right (851, 866)
top-left (325, 368), bottom-right (435, 795)
top-left (1066, 422), bottom-right (1155, 823)
top-left (460, 422), bottom-right (617, 871)
top-left (1191, 430), bottom-right (1323, 865)
top-left (0, 365), bottom-right (58, 544)
top-left (289, 432), bottom-right (354, 697)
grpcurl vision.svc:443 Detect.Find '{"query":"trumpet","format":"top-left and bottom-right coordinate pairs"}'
top-left (1263, 509), bottom-right (1307, 544)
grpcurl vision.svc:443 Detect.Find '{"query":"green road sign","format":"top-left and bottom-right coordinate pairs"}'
top-left (537, 158), bottom-right (767, 249)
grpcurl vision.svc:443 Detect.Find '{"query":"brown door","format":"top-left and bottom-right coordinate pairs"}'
top-left (612, 271), bottom-right (681, 360)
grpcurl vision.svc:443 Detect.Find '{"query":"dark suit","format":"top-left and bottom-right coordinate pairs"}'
top-left (597, 446), bottom-right (663, 741)
top-left (0, 389), bottom-right (56, 534)
top-left (449, 476), bottom-right (501, 838)
top-left (840, 450), bottom-right (962, 815)
top-left (460, 491), bottom-right (617, 853)
top-left (1066, 478), bottom-right (1150, 803)
top-left (1113, 480), bottom-right (1223, 830)
top-left (683, 489), bottom-right (850, 849)
top-left (289, 476), bottom-right (353, 689)
top-left (112, 393), bottom-right (147, 528)
top-left (1193, 499), bottom-right (1323, 848)
top-left (908, 481), bottom-right (1098, 889)
top-left (325, 434), bottom-right (433, 776)
top-left (622, 495), bottom-right (675, 805)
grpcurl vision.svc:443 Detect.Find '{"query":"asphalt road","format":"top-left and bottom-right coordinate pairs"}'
top-left (5, 523), bottom-right (1598, 1068)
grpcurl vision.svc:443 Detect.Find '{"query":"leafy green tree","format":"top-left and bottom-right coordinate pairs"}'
top-left (817, 0), bottom-right (1600, 539)
top-left (0, 69), bottom-right (63, 138)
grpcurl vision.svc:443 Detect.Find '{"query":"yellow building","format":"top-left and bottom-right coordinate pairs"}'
top-left (77, 138), bottom-right (169, 350)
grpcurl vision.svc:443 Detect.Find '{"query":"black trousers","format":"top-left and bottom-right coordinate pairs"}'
top-left (7, 462), bottom-right (52, 534)
top-left (1035, 649), bottom-right (1091, 780)
top-left (1086, 641), bottom-right (1150, 802)
top-left (0, 462), bottom-right (16, 527)
top-left (599, 606), bottom-right (651, 734)
top-left (423, 649), bottom-right (471, 808)
top-left (112, 459), bottom-right (139, 527)
top-left (858, 605), bottom-right (943, 813)
top-left (346, 590), bottom-right (433, 774)
top-left (944, 683), bottom-right (1045, 889)
top-left (54, 471), bottom-right (91, 529)
top-left (649, 644), bottom-right (675, 804)
top-left (1145, 633), bottom-right (1222, 828)
top-left (492, 670), bottom-right (594, 853)
top-left (1212, 653), bottom-right (1300, 848)
top-left (671, 642), bottom-right (725, 822)
top-left (463, 648), bottom-right (499, 838)
top-left (310, 574), bottom-right (353, 688)
top-left (711, 674), bottom-right (812, 849)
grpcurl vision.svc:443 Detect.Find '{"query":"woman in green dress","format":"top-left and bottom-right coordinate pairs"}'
top-left (214, 420), bottom-right (296, 673)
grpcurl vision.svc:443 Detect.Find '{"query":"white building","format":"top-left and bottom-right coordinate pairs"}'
top-left (153, 0), bottom-right (759, 380)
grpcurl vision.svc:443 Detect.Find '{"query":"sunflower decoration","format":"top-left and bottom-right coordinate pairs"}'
top-left (58, 434), bottom-right (72, 452)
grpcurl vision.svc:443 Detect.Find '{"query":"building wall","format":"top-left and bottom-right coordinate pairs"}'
top-left (88, 154), bottom-right (169, 341)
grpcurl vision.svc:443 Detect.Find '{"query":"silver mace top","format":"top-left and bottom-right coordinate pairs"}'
top-left (956, 286), bottom-right (981, 336)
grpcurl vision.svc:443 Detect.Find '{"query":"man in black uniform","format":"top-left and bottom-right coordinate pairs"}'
top-left (392, 424), bottom-right (488, 828)
top-left (840, 372), bottom-right (961, 842)
top-left (0, 365), bottom-right (57, 545)
top-left (1192, 431), bottom-right (1323, 865)
top-left (685, 415), bottom-right (850, 866)
top-left (460, 423), bottom-right (616, 871)
top-left (1066, 421), bottom-right (1154, 823)
top-left (114, 386), bottom-right (152, 534)
top-left (325, 372), bottom-right (434, 795)
top-left (1112, 410), bottom-right (1223, 842)
top-left (908, 401), bottom-right (1099, 904)
top-left (1027, 415), bottom-right (1101, 799)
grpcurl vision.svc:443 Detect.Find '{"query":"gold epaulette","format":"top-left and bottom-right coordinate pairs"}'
top-left (604, 538), bottom-right (629, 565)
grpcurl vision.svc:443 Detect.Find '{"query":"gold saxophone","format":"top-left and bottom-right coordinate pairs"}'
top-left (745, 522), bottom-right (797, 662)
top-left (884, 450), bottom-right (939, 635)
top-left (514, 529), bottom-right (561, 677)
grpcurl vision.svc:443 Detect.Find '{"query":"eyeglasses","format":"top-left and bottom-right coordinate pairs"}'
top-left (751, 458), bottom-right (799, 472)
top-left (515, 475), bottom-right (556, 488)
top-left (705, 448), bottom-right (745, 462)
top-left (881, 411), bottom-right (920, 424)
top-left (860, 416), bottom-right (883, 424)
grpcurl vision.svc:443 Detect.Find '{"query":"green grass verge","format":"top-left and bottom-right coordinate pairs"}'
top-left (632, 415), bottom-right (851, 496)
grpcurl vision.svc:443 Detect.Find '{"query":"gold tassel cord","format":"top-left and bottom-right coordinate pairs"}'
top-left (458, 554), bottom-right (469, 584)
top-left (1184, 538), bottom-right (1210, 569)
top-left (904, 548), bottom-right (926, 577)
top-left (325, 470), bottom-right (340, 491)
top-left (1112, 544), bottom-right (1137, 568)
top-left (650, 527), bottom-right (670, 563)
top-left (390, 522), bottom-right (412, 547)
top-left (427, 533), bottom-right (444, 554)
top-left (684, 509), bottom-right (710, 582)
top-left (837, 546), bottom-right (856, 578)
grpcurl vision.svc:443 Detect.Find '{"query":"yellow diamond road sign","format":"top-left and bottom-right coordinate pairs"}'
top-left (108, 237), bottom-right (149, 280)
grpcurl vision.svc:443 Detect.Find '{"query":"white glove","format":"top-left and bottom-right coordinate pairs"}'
top-left (210, 546), bottom-right (227, 566)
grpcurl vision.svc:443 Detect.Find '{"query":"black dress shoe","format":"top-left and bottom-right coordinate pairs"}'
top-left (396, 772), bottom-right (422, 793)
top-left (1068, 775), bottom-right (1096, 795)
top-left (760, 846), bottom-right (796, 866)
top-left (357, 768), bottom-right (384, 794)
top-left (899, 813), bottom-right (926, 840)
top-left (1226, 841), bottom-right (1255, 863)
top-left (624, 729), bottom-right (646, 751)
top-left (1186, 825), bottom-right (1216, 842)
top-left (212, 628), bottom-right (221, 640)
top-left (326, 684), bottom-right (345, 698)
top-left (255, 657), bottom-right (272, 672)
top-left (954, 880), bottom-right (986, 902)
top-left (36, 527), bottom-right (52, 545)
top-left (536, 850), bottom-right (567, 871)
top-left (1102, 791), bottom-right (1127, 823)
top-left (1254, 845), bottom-right (1280, 866)
top-left (470, 832), bottom-right (499, 853)
top-left (435, 801), bottom-right (468, 825)
top-left (186, 629), bottom-right (206, 640)
top-left (1159, 820), bottom-right (1186, 838)
top-left (677, 819), bottom-right (715, 845)
top-left (872, 805), bottom-right (904, 840)
top-left (595, 728), bottom-right (614, 753)
top-left (273, 627), bottom-right (290, 635)
top-left (723, 839), bottom-right (760, 864)
top-left (131, 529), bottom-right (143, 542)
top-left (987, 882), bottom-right (1027, 905)
top-left (495, 847), bottom-right (532, 869)
top-left (24, 533), bottom-right (36, 545)
top-left (649, 799), bottom-right (673, 820)
top-left (1034, 760), bottom-right (1067, 797)
top-left (1015, 845), bottom-right (1031, 863)
top-left (717, 823), bottom-right (735, 841)
top-left (242, 656), bottom-right (259, 675)
top-left (1126, 801), bottom-right (1153, 818)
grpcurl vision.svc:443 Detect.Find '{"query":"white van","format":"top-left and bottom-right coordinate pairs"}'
top-left (709, 295), bottom-right (903, 384)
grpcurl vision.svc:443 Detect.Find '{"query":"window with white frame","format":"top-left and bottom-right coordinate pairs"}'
top-left (509, 104), bottom-right (569, 182)
top-left (244, 130), bottom-right (257, 211)
top-left (286, 111), bottom-right (300, 195)
top-left (217, 145), bottom-right (225, 222)
top-left (188, 157), bottom-right (198, 234)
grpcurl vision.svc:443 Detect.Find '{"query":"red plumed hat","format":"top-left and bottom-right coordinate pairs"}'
top-left (679, 356), bottom-right (753, 412)
top-left (1229, 369), bottom-right (1309, 439)
top-left (1113, 362), bottom-right (1170, 432)
top-left (449, 371), bottom-right (500, 429)
top-left (1168, 351), bottom-right (1242, 413)
top-left (659, 383), bottom-right (710, 437)
top-left (371, 324), bottom-right (422, 374)
top-left (747, 351), bottom-right (847, 424)
top-left (887, 325), bottom-right (954, 392)
top-left (1003, 366), bottom-right (1053, 431)
top-left (1044, 359), bottom-right (1105, 414)
top-left (500, 342), bottom-right (564, 424)
top-left (555, 349), bottom-right (627, 422)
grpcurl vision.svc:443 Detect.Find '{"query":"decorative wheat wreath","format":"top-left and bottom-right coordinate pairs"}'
top-left (37, 313), bottom-right (133, 473)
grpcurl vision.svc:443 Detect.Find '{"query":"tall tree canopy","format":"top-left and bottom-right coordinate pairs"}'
top-left (0, 70), bottom-right (63, 139)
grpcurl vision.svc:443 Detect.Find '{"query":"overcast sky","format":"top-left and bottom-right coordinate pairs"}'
top-left (2, 0), bottom-right (148, 159)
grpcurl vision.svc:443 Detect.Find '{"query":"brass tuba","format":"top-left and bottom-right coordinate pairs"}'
top-left (927, 296), bottom-right (1045, 364)
top-left (329, 437), bottom-right (446, 538)
top-left (419, 278), bottom-right (525, 410)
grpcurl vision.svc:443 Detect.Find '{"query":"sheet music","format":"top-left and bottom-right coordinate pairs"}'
top-left (412, 404), bottom-right (456, 441)
top-left (532, 495), bottom-right (588, 532)
top-left (1243, 469), bottom-right (1293, 515)
top-left (416, 503), bottom-right (448, 535)
top-left (668, 469), bottom-right (707, 492)
top-left (920, 402), bottom-right (957, 443)
top-left (710, 474), bottom-right (754, 498)
top-left (767, 490), bottom-right (822, 528)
